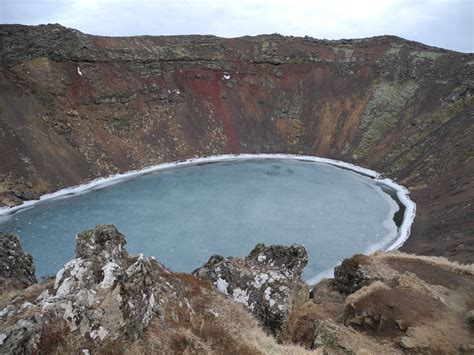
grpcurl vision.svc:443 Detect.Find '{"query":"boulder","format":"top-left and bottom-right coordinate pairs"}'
top-left (0, 225), bottom-right (160, 353)
top-left (333, 254), bottom-right (374, 294)
top-left (52, 225), bottom-right (159, 340)
top-left (0, 232), bottom-right (37, 289)
top-left (193, 243), bottom-right (308, 336)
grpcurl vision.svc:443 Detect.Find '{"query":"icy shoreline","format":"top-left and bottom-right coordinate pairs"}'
top-left (0, 154), bottom-right (416, 283)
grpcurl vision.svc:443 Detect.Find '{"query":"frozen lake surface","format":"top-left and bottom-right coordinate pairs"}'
top-left (0, 158), bottom-right (400, 281)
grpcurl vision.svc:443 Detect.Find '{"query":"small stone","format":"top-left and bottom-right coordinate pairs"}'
top-left (399, 336), bottom-right (417, 349)
top-left (66, 110), bottom-right (79, 117)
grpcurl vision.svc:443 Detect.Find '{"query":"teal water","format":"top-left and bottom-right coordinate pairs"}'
top-left (0, 159), bottom-right (399, 281)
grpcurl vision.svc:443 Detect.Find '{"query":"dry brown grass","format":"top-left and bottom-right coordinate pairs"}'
top-left (379, 251), bottom-right (474, 275)
top-left (129, 279), bottom-right (314, 355)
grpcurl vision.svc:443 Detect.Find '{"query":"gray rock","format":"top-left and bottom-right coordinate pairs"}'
top-left (53, 225), bottom-right (158, 340)
top-left (193, 243), bottom-right (308, 336)
top-left (0, 225), bottom-right (160, 353)
top-left (0, 232), bottom-right (37, 289)
top-left (0, 315), bottom-right (43, 354)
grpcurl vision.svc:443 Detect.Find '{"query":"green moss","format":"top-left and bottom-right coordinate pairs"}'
top-left (461, 149), bottom-right (474, 163)
top-left (30, 56), bottom-right (51, 71)
top-left (291, 119), bottom-right (304, 130)
top-left (353, 80), bottom-right (419, 159)
top-left (313, 330), bottom-right (340, 350)
top-left (387, 95), bottom-right (473, 172)
top-left (333, 47), bottom-right (354, 61)
top-left (376, 44), bottom-right (402, 65)
top-left (409, 50), bottom-right (443, 63)
top-left (256, 41), bottom-right (283, 64)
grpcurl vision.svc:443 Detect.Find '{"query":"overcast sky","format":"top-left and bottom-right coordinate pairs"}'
top-left (1, 0), bottom-right (472, 52)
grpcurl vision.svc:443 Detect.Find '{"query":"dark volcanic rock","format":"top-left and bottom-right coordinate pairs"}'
top-left (193, 243), bottom-right (308, 336)
top-left (333, 254), bottom-right (374, 294)
top-left (0, 232), bottom-right (37, 289)
top-left (12, 189), bottom-right (39, 201)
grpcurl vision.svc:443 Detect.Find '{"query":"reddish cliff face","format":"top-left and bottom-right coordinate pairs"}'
top-left (0, 24), bottom-right (472, 261)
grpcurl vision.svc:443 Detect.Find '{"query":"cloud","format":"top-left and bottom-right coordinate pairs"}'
top-left (1, 0), bottom-right (472, 52)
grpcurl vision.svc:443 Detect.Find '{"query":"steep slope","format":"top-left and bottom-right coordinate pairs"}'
top-left (0, 24), bottom-right (472, 261)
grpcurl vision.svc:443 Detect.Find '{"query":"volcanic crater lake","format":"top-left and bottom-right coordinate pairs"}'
top-left (0, 158), bottom-right (403, 282)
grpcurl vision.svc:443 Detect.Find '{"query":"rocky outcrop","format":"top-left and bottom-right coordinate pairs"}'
top-left (1, 226), bottom-right (473, 353)
top-left (193, 243), bottom-right (308, 335)
top-left (0, 232), bottom-right (36, 289)
top-left (283, 252), bottom-right (474, 353)
top-left (52, 225), bottom-right (159, 341)
top-left (0, 225), bottom-right (161, 353)
top-left (333, 254), bottom-right (374, 294)
top-left (0, 226), bottom-right (311, 354)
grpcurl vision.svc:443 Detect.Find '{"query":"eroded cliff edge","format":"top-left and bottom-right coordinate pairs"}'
top-left (1, 226), bottom-right (473, 353)
top-left (0, 24), bottom-right (473, 262)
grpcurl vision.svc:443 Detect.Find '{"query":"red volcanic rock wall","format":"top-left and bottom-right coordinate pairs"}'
top-left (0, 24), bottom-right (472, 262)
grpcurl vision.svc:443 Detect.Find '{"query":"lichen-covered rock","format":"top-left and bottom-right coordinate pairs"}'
top-left (193, 243), bottom-right (308, 336)
top-left (52, 225), bottom-right (159, 341)
top-left (0, 225), bottom-right (160, 353)
top-left (0, 232), bottom-right (37, 289)
top-left (333, 254), bottom-right (374, 294)
top-left (1, 225), bottom-right (317, 354)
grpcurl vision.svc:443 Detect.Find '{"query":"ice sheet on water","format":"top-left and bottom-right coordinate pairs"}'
top-left (0, 155), bottom-right (415, 282)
